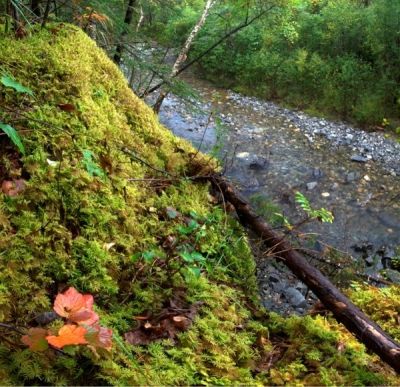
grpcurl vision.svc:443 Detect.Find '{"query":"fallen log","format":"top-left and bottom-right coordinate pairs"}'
top-left (209, 175), bottom-right (400, 373)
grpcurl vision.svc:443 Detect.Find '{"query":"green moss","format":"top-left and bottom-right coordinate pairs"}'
top-left (0, 25), bottom-right (398, 385)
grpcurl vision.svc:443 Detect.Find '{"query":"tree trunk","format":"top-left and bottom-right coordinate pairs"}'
top-left (152, 0), bottom-right (216, 113)
top-left (136, 4), bottom-right (144, 32)
top-left (31, 0), bottom-right (41, 18)
top-left (7, 0), bottom-right (19, 30)
top-left (114, 0), bottom-right (137, 66)
top-left (145, 5), bottom-right (273, 98)
top-left (41, 0), bottom-right (52, 28)
top-left (208, 175), bottom-right (400, 373)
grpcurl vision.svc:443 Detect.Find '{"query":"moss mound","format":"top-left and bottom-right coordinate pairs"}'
top-left (0, 25), bottom-right (399, 385)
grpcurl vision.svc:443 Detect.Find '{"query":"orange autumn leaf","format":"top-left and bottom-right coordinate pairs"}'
top-left (53, 287), bottom-right (99, 326)
top-left (21, 328), bottom-right (49, 352)
top-left (46, 324), bottom-right (88, 349)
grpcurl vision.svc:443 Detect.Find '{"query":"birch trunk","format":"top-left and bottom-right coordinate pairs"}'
top-left (136, 5), bottom-right (144, 32)
top-left (153, 0), bottom-right (216, 113)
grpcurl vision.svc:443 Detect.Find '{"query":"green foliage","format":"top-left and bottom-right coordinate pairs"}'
top-left (250, 193), bottom-right (290, 228)
top-left (349, 284), bottom-right (400, 340)
top-left (295, 192), bottom-right (334, 223)
top-left (82, 149), bottom-right (105, 178)
top-left (1, 74), bottom-right (33, 96)
top-left (181, 0), bottom-right (400, 127)
top-left (0, 121), bottom-right (25, 155)
top-left (0, 22), bottom-right (398, 386)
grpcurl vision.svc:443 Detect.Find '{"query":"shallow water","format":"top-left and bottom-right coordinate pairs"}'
top-left (159, 75), bottom-right (400, 256)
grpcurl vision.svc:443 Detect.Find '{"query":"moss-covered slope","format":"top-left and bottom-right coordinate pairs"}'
top-left (0, 25), bottom-right (398, 385)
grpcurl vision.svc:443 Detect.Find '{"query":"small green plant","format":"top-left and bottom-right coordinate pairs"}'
top-left (0, 74), bottom-right (33, 154)
top-left (381, 117), bottom-right (390, 127)
top-left (82, 150), bottom-right (105, 178)
top-left (295, 192), bottom-right (334, 223)
top-left (177, 219), bottom-right (199, 235)
top-left (179, 250), bottom-right (205, 278)
top-left (1, 74), bottom-right (33, 96)
top-left (0, 121), bottom-right (25, 154)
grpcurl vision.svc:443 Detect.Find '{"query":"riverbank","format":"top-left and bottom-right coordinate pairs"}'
top-left (158, 74), bottom-right (400, 314)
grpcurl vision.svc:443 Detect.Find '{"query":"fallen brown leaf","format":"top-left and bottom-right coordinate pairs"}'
top-left (124, 293), bottom-right (203, 346)
top-left (57, 103), bottom-right (76, 112)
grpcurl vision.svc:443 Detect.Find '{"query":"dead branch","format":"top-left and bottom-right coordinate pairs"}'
top-left (207, 174), bottom-right (400, 373)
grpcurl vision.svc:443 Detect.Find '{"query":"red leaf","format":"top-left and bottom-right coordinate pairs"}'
top-left (21, 328), bottom-right (48, 352)
top-left (53, 287), bottom-right (99, 326)
top-left (1, 179), bottom-right (26, 197)
top-left (46, 324), bottom-right (88, 349)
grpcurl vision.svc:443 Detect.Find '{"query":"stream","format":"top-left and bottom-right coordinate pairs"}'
top-left (156, 74), bottom-right (400, 314)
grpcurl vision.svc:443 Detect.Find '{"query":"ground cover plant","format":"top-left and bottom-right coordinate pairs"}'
top-left (0, 24), bottom-right (399, 385)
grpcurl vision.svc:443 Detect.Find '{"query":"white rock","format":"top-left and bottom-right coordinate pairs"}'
top-left (236, 152), bottom-right (250, 159)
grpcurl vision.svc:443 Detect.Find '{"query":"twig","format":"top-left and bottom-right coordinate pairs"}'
top-left (121, 147), bottom-right (175, 177)
top-left (0, 322), bottom-right (24, 335)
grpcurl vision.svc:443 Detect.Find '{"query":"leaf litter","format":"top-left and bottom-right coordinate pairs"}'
top-left (125, 291), bottom-right (203, 346)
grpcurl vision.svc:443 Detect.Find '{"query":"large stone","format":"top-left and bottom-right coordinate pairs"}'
top-left (284, 287), bottom-right (307, 308)
top-left (351, 154), bottom-right (368, 163)
top-left (248, 155), bottom-right (269, 170)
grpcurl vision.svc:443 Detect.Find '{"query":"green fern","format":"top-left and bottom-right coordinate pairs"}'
top-left (295, 192), bottom-right (334, 223)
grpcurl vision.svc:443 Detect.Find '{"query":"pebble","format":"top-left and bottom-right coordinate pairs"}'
top-left (321, 192), bottom-right (330, 197)
top-left (307, 182), bottom-right (318, 190)
top-left (224, 89), bottom-right (400, 175)
top-left (346, 172), bottom-right (359, 182)
top-left (351, 155), bottom-right (369, 163)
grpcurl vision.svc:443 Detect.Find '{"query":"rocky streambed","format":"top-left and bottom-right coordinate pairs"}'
top-left (157, 75), bottom-right (400, 315)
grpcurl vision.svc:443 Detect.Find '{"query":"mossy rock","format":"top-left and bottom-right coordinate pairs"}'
top-left (0, 25), bottom-right (398, 385)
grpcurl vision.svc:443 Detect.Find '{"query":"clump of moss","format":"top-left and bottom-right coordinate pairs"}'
top-left (348, 283), bottom-right (400, 340)
top-left (0, 25), bottom-right (398, 385)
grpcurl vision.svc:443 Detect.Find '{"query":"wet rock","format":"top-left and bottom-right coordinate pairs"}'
top-left (272, 281), bottom-right (285, 292)
top-left (364, 255), bottom-right (375, 266)
top-left (249, 156), bottom-right (269, 170)
top-left (381, 246), bottom-right (396, 268)
top-left (246, 176), bottom-right (260, 188)
top-left (312, 168), bottom-right (324, 179)
top-left (268, 273), bottom-right (281, 283)
top-left (346, 171), bottom-right (360, 183)
top-left (352, 242), bottom-right (373, 255)
top-left (306, 182), bottom-right (318, 190)
top-left (377, 212), bottom-right (400, 229)
top-left (284, 287), bottom-right (307, 308)
top-left (351, 155), bottom-right (368, 163)
top-left (379, 246), bottom-right (395, 259)
top-left (331, 182), bottom-right (339, 190)
top-left (384, 269), bottom-right (400, 284)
